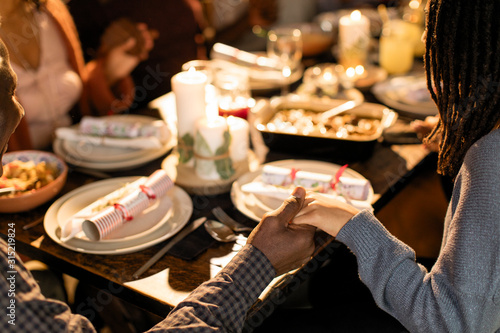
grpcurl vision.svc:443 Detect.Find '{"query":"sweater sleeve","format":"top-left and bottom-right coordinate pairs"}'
top-left (85, 58), bottom-right (136, 116)
top-left (148, 244), bottom-right (275, 332)
top-left (336, 131), bottom-right (500, 333)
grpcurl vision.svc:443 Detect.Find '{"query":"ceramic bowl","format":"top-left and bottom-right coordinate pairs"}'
top-left (0, 150), bottom-right (68, 213)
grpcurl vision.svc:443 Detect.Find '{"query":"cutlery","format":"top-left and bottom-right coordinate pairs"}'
top-left (0, 187), bottom-right (16, 194)
top-left (71, 167), bottom-right (112, 179)
top-left (320, 100), bottom-right (362, 123)
top-left (211, 207), bottom-right (253, 233)
top-left (204, 220), bottom-right (238, 243)
top-left (23, 215), bottom-right (45, 230)
top-left (132, 217), bottom-right (207, 279)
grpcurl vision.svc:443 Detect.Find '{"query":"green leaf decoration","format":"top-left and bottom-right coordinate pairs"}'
top-left (178, 133), bottom-right (194, 163)
top-left (214, 130), bottom-right (235, 180)
top-left (194, 131), bottom-right (213, 156)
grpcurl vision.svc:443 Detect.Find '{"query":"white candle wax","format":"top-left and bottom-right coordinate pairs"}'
top-left (194, 116), bottom-right (233, 180)
top-left (227, 116), bottom-right (249, 162)
top-left (171, 69), bottom-right (207, 164)
top-left (338, 10), bottom-right (370, 68)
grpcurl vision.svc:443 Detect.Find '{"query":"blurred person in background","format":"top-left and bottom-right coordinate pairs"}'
top-left (0, 0), bottom-right (154, 151)
top-left (67, 0), bottom-right (203, 109)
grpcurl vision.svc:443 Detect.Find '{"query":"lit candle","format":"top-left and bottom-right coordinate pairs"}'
top-left (338, 10), bottom-right (370, 69)
top-left (194, 109), bottom-right (235, 180)
top-left (227, 116), bottom-right (249, 162)
top-left (171, 68), bottom-right (207, 165)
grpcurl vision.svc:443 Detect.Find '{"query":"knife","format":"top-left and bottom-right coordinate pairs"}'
top-left (132, 217), bottom-right (207, 279)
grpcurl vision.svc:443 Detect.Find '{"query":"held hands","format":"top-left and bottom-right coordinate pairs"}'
top-left (247, 187), bottom-right (316, 276)
top-left (293, 191), bottom-right (360, 237)
top-left (99, 18), bottom-right (157, 86)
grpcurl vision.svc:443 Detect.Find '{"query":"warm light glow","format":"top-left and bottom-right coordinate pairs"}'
top-left (350, 10), bottom-right (362, 21)
top-left (409, 0), bottom-right (421, 10)
top-left (323, 71), bottom-right (333, 81)
top-left (282, 66), bottom-right (292, 78)
top-left (205, 102), bottom-right (219, 122)
top-left (346, 67), bottom-right (356, 78)
top-left (355, 65), bottom-right (365, 75)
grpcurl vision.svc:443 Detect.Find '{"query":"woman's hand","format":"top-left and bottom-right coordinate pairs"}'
top-left (293, 191), bottom-right (359, 237)
top-left (99, 19), bottom-right (156, 85)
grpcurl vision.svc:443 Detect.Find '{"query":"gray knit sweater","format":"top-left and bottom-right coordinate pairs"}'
top-left (337, 129), bottom-right (500, 332)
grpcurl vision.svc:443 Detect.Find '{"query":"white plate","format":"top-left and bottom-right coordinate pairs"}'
top-left (372, 75), bottom-right (438, 117)
top-left (231, 159), bottom-right (374, 222)
top-left (54, 115), bottom-right (176, 171)
top-left (54, 138), bottom-right (173, 171)
top-left (44, 177), bottom-right (193, 254)
top-left (62, 140), bottom-right (153, 163)
top-left (62, 115), bottom-right (161, 163)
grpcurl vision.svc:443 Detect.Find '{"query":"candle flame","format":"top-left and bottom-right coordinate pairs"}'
top-left (350, 10), bottom-right (362, 21)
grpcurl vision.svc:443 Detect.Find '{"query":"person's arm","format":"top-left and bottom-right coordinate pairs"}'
top-left (294, 134), bottom-right (500, 332)
top-left (150, 187), bottom-right (316, 332)
top-left (85, 19), bottom-right (155, 116)
top-left (0, 238), bottom-right (96, 332)
top-left (149, 245), bottom-right (274, 332)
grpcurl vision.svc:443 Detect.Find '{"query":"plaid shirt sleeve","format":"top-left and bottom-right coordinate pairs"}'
top-left (148, 244), bottom-right (276, 333)
top-left (0, 238), bottom-right (96, 333)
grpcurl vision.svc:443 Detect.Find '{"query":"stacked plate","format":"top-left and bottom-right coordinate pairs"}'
top-left (231, 159), bottom-right (374, 222)
top-left (53, 115), bottom-right (176, 171)
top-left (44, 176), bottom-right (193, 254)
top-left (372, 75), bottom-right (438, 118)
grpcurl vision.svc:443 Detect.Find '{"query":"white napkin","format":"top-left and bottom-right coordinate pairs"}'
top-left (241, 181), bottom-right (373, 212)
top-left (60, 178), bottom-right (147, 242)
top-left (55, 127), bottom-right (167, 150)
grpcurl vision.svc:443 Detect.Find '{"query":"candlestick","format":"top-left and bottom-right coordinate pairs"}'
top-left (171, 68), bottom-right (207, 165)
top-left (227, 116), bottom-right (249, 162)
top-left (338, 10), bottom-right (370, 69)
top-left (194, 116), bottom-right (235, 180)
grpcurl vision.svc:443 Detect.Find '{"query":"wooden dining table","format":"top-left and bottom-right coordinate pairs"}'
top-left (0, 94), bottom-right (432, 330)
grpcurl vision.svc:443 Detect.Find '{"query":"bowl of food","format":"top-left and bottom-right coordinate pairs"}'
top-left (0, 151), bottom-right (68, 213)
top-left (252, 96), bottom-right (398, 161)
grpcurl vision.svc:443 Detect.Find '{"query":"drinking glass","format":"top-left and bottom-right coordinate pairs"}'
top-left (267, 27), bottom-right (303, 94)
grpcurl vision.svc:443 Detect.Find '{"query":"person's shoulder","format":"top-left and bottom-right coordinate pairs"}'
top-left (466, 129), bottom-right (500, 158)
top-left (463, 129), bottom-right (500, 177)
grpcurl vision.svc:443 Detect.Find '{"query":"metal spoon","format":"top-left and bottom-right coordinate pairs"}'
top-left (204, 219), bottom-right (238, 243)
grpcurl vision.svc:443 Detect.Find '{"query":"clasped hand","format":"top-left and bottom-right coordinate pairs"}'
top-left (247, 187), bottom-right (360, 276)
top-left (98, 18), bottom-right (156, 86)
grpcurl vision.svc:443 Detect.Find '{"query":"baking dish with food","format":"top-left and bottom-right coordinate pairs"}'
top-left (251, 96), bottom-right (398, 161)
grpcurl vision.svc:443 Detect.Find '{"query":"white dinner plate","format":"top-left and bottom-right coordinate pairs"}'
top-left (62, 140), bottom-right (155, 163)
top-left (372, 75), bottom-right (438, 118)
top-left (53, 115), bottom-right (176, 171)
top-left (61, 115), bottom-right (163, 163)
top-left (45, 177), bottom-right (193, 254)
top-left (231, 159), bottom-right (374, 222)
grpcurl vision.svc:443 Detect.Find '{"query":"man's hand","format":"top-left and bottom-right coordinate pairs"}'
top-left (247, 187), bottom-right (316, 276)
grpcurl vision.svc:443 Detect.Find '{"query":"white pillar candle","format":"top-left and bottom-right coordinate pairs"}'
top-left (226, 116), bottom-right (249, 162)
top-left (171, 68), bottom-right (207, 164)
top-left (194, 116), bottom-right (234, 180)
top-left (338, 10), bottom-right (370, 69)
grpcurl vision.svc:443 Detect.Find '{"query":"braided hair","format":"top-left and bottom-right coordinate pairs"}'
top-left (423, 0), bottom-right (500, 178)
